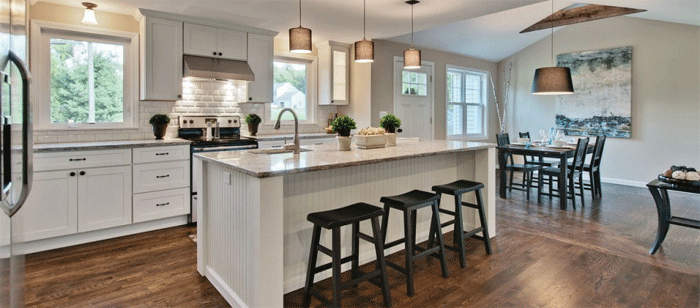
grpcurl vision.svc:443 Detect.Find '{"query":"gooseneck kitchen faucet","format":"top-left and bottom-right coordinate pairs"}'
top-left (274, 108), bottom-right (300, 154)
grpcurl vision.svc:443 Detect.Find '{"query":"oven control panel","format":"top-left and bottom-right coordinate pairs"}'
top-left (178, 115), bottom-right (240, 128)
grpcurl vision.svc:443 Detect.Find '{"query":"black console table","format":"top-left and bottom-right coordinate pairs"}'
top-left (647, 179), bottom-right (700, 254)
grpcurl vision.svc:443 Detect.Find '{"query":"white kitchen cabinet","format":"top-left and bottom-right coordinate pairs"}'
top-left (139, 15), bottom-right (183, 101)
top-left (78, 166), bottom-right (133, 233)
top-left (300, 137), bottom-right (336, 146)
top-left (133, 145), bottom-right (189, 164)
top-left (133, 160), bottom-right (189, 194)
top-left (133, 188), bottom-right (190, 223)
top-left (184, 23), bottom-right (247, 61)
top-left (14, 170), bottom-right (78, 242)
top-left (318, 41), bottom-right (350, 105)
top-left (246, 33), bottom-right (274, 103)
top-left (257, 140), bottom-right (286, 149)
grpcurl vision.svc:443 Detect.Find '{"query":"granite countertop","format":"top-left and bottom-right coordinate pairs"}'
top-left (194, 140), bottom-right (496, 178)
top-left (242, 133), bottom-right (336, 142)
top-left (33, 138), bottom-right (191, 153)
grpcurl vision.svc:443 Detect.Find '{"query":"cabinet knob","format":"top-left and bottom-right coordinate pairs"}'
top-left (177, 94), bottom-right (182, 99)
top-left (213, 52), bottom-right (217, 56)
top-left (79, 171), bottom-right (86, 176)
top-left (218, 52), bottom-right (222, 56)
top-left (249, 97), bottom-right (252, 101)
top-left (70, 172), bottom-right (76, 177)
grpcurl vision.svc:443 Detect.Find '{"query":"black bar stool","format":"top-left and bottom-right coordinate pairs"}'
top-left (430, 180), bottom-right (492, 269)
top-left (302, 203), bottom-right (392, 308)
top-left (380, 190), bottom-right (449, 297)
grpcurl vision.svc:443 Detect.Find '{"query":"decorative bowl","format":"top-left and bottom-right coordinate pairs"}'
top-left (354, 134), bottom-right (387, 149)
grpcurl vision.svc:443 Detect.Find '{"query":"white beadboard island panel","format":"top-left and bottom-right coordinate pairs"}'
top-left (195, 140), bottom-right (495, 308)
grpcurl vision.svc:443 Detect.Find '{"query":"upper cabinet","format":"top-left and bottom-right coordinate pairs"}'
top-left (184, 23), bottom-right (247, 61)
top-left (246, 34), bottom-right (274, 103)
top-left (139, 16), bottom-right (183, 101)
top-left (318, 41), bottom-right (350, 105)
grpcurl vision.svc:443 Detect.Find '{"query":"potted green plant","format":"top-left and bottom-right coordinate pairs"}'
top-left (380, 114), bottom-right (401, 146)
top-left (149, 114), bottom-right (170, 140)
top-left (245, 114), bottom-right (262, 136)
top-left (331, 115), bottom-right (357, 151)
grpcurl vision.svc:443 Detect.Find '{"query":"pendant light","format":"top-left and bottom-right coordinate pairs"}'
top-left (81, 2), bottom-right (98, 25)
top-left (532, 0), bottom-right (574, 95)
top-left (289, 0), bottom-right (312, 53)
top-left (403, 0), bottom-right (421, 70)
top-left (354, 0), bottom-right (374, 63)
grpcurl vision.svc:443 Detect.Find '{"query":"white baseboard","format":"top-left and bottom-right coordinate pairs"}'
top-left (599, 177), bottom-right (647, 188)
top-left (205, 266), bottom-right (248, 308)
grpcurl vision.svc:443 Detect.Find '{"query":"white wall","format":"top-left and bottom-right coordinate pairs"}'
top-left (498, 17), bottom-right (700, 185)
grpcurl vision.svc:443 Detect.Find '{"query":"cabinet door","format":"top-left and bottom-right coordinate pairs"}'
top-left (183, 23), bottom-right (219, 58)
top-left (141, 17), bottom-right (183, 101)
top-left (77, 166), bottom-right (132, 233)
top-left (13, 171), bottom-right (78, 242)
top-left (331, 48), bottom-right (349, 105)
top-left (246, 34), bottom-right (273, 103)
top-left (218, 28), bottom-right (247, 60)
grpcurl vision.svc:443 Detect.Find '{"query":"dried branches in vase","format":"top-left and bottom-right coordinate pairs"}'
top-left (490, 62), bottom-right (513, 134)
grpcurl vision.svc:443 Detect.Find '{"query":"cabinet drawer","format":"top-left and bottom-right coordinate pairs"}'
top-left (133, 160), bottom-right (189, 193)
top-left (300, 138), bottom-right (336, 146)
top-left (34, 149), bottom-right (131, 172)
top-left (133, 188), bottom-right (190, 223)
top-left (133, 145), bottom-right (190, 164)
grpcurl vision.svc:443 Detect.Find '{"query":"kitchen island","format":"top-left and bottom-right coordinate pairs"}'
top-left (194, 140), bottom-right (496, 307)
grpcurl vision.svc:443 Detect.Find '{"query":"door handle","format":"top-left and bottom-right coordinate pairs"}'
top-left (2, 51), bottom-right (33, 218)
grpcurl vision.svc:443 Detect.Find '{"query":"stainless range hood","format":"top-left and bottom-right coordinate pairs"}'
top-left (183, 55), bottom-right (255, 81)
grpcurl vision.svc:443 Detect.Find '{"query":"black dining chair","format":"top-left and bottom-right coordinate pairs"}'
top-left (569, 135), bottom-right (607, 199)
top-left (518, 132), bottom-right (559, 167)
top-left (497, 133), bottom-right (540, 200)
top-left (537, 137), bottom-right (589, 209)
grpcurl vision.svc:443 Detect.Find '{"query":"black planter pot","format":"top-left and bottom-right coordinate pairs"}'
top-left (248, 123), bottom-right (259, 136)
top-left (152, 124), bottom-right (168, 140)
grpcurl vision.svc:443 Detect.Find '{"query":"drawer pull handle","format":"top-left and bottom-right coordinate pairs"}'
top-left (156, 175), bottom-right (170, 179)
top-left (156, 153), bottom-right (169, 156)
top-left (69, 158), bottom-right (86, 162)
top-left (272, 145), bottom-right (282, 148)
top-left (315, 143), bottom-right (323, 145)
top-left (156, 202), bottom-right (169, 207)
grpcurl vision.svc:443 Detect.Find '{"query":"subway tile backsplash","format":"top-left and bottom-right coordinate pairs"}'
top-left (33, 79), bottom-right (336, 143)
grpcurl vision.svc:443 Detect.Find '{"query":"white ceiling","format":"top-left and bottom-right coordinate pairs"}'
top-left (35, 0), bottom-right (700, 62)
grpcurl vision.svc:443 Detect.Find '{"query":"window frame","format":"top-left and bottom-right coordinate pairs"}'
top-left (265, 53), bottom-right (317, 125)
top-left (30, 20), bottom-right (139, 131)
top-left (445, 64), bottom-right (489, 140)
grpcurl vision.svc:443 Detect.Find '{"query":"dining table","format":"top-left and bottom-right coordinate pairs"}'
top-left (497, 142), bottom-right (593, 210)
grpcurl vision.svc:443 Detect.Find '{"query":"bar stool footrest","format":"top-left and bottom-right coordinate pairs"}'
top-left (307, 288), bottom-right (333, 306)
top-left (313, 256), bottom-right (356, 274)
top-left (385, 238), bottom-right (405, 249)
top-left (340, 269), bottom-right (383, 290)
top-left (464, 227), bottom-right (485, 239)
top-left (357, 232), bottom-right (375, 243)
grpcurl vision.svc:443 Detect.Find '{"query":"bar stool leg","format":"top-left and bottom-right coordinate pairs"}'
top-left (431, 200), bottom-right (449, 278)
top-left (331, 228), bottom-right (342, 307)
top-left (453, 194), bottom-right (467, 268)
top-left (351, 222), bottom-right (360, 283)
top-left (403, 209), bottom-right (415, 297)
top-left (302, 225), bottom-right (322, 307)
top-left (371, 217), bottom-right (392, 307)
top-left (381, 205), bottom-right (391, 246)
top-left (475, 189), bottom-right (492, 254)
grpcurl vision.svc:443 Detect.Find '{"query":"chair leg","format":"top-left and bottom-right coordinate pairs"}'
top-left (371, 217), bottom-right (392, 307)
top-left (588, 171), bottom-right (596, 199)
top-left (431, 201), bottom-right (450, 279)
top-left (453, 194), bottom-right (467, 268)
top-left (509, 168), bottom-right (514, 192)
top-left (331, 227), bottom-right (342, 307)
top-left (403, 209), bottom-right (415, 297)
top-left (579, 173), bottom-right (585, 207)
top-left (569, 176), bottom-right (576, 210)
top-left (351, 222), bottom-right (360, 282)
top-left (537, 170), bottom-right (543, 203)
top-left (525, 171), bottom-right (532, 201)
top-left (595, 170), bottom-right (602, 198)
top-left (302, 225), bottom-right (322, 307)
top-left (548, 175), bottom-right (553, 200)
top-left (475, 189), bottom-right (492, 254)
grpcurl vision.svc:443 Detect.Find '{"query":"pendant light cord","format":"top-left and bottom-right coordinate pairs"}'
top-left (551, 0), bottom-right (554, 65)
top-left (299, 0), bottom-right (302, 27)
top-left (411, 3), bottom-right (414, 47)
top-left (363, 0), bottom-right (366, 39)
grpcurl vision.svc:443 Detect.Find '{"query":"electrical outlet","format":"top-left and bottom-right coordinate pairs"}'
top-left (223, 172), bottom-right (231, 185)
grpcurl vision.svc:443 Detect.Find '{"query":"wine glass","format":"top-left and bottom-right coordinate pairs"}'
top-left (538, 129), bottom-right (546, 143)
top-left (556, 129), bottom-right (565, 141)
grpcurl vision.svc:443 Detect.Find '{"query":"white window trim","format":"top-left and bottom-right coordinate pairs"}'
top-left (264, 52), bottom-right (318, 125)
top-left (445, 64), bottom-right (489, 141)
top-left (30, 20), bottom-right (139, 131)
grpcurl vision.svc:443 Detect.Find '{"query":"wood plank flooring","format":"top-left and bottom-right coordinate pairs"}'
top-left (22, 179), bottom-right (700, 307)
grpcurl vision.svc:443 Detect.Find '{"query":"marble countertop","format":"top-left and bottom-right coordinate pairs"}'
top-left (33, 138), bottom-right (191, 153)
top-left (242, 133), bottom-right (336, 141)
top-left (195, 140), bottom-right (496, 178)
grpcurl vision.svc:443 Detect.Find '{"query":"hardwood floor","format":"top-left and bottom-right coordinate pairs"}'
top-left (22, 179), bottom-right (700, 307)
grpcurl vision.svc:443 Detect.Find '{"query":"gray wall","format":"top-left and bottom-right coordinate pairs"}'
top-left (498, 17), bottom-right (700, 185)
top-left (371, 39), bottom-right (499, 141)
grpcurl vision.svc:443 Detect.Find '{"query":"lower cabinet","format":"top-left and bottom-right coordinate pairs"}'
top-left (133, 188), bottom-right (190, 223)
top-left (77, 166), bottom-right (132, 233)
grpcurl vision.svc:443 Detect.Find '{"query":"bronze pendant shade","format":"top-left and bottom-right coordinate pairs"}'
top-left (289, 0), bottom-right (312, 53)
top-left (531, 67), bottom-right (574, 95)
top-left (354, 39), bottom-right (374, 63)
top-left (403, 0), bottom-right (421, 70)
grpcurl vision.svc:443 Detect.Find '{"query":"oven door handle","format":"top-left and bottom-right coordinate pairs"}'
top-left (193, 145), bottom-right (257, 152)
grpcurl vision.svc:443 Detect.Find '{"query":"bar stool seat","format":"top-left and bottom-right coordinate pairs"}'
top-left (430, 180), bottom-right (492, 269)
top-left (380, 190), bottom-right (448, 297)
top-left (302, 203), bottom-right (392, 307)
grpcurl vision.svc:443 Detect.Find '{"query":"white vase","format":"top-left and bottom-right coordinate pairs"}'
top-left (385, 133), bottom-right (397, 147)
top-left (337, 136), bottom-right (352, 151)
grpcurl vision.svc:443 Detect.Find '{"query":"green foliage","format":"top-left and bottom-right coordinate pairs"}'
top-left (274, 63), bottom-right (306, 94)
top-left (245, 113), bottom-right (262, 124)
top-left (331, 115), bottom-right (356, 137)
top-left (149, 114), bottom-right (170, 125)
top-left (379, 114), bottom-right (402, 133)
top-left (50, 39), bottom-right (124, 124)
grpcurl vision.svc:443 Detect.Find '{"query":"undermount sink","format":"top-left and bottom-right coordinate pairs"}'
top-left (249, 148), bottom-right (312, 155)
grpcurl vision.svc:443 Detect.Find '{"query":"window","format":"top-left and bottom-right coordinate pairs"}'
top-left (402, 71), bottom-right (427, 96)
top-left (32, 21), bottom-right (138, 129)
top-left (446, 66), bottom-right (487, 139)
top-left (269, 55), bottom-right (316, 123)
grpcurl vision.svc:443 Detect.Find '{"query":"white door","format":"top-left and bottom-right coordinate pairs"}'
top-left (394, 58), bottom-right (434, 140)
top-left (247, 34), bottom-right (274, 102)
top-left (218, 29), bottom-right (247, 60)
top-left (183, 23), bottom-right (219, 58)
top-left (77, 166), bottom-right (132, 232)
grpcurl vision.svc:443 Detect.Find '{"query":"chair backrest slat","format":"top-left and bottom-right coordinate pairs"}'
top-left (496, 133), bottom-right (510, 146)
top-left (570, 137), bottom-right (590, 173)
top-left (592, 135), bottom-right (607, 168)
top-left (518, 132), bottom-right (537, 163)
